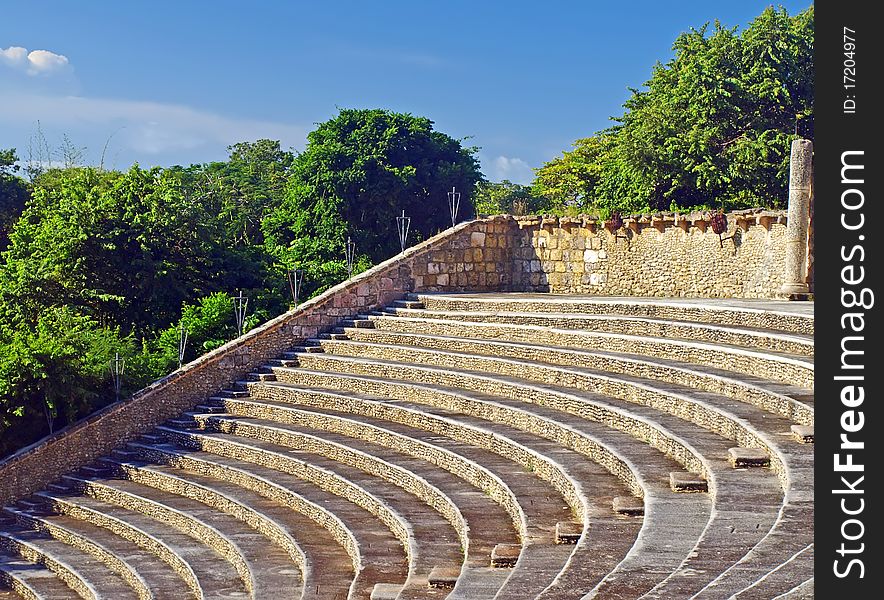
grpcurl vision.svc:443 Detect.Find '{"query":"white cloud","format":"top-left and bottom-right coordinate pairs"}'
top-left (1, 46), bottom-right (70, 76)
top-left (0, 91), bottom-right (308, 160)
top-left (487, 155), bottom-right (534, 185)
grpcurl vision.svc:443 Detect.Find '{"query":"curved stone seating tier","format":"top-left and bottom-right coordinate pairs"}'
top-left (37, 486), bottom-right (248, 599)
top-left (381, 307), bottom-right (813, 357)
top-left (334, 327), bottom-right (813, 424)
top-left (244, 373), bottom-right (715, 598)
top-left (0, 550), bottom-right (90, 599)
top-left (108, 448), bottom-right (379, 600)
top-left (207, 390), bottom-right (586, 600)
top-left (187, 412), bottom-right (521, 599)
top-left (226, 387), bottom-right (653, 598)
top-left (144, 427), bottom-right (466, 597)
top-left (362, 314), bottom-right (814, 389)
top-left (291, 333), bottom-right (813, 597)
top-left (0, 292), bottom-right (813, 599)
top-left (0, 524), bottom-right (136, 600)
top-left (3, 506), bottom-right (167, 600)
top-left (410, 293), bottom-right (814, 335)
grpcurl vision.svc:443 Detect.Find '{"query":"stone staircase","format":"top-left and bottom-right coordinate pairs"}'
top-left (0, 292), bottom-right (814, 599)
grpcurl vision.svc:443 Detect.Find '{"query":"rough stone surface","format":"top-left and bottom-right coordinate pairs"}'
top-left (670, 471), bottom-right (709, 493)
top-left (427, 566), bottom-right (460, 588)
top-left (727, 447), bottom-right (771, 468)
top-left (612, 496), bottom-right (645, 516)
top-left (554, 521), bottom-right (582, 544)
top-left (791, 425), bottom-right (815, 444)
top-left (490, 543), bottom-right (521, 568)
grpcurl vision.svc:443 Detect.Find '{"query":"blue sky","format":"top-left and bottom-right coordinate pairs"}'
top-left (2, 1), bottom-right (812, 184)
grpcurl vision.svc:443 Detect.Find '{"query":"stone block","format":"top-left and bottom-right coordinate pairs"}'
top-left (428, 566), bottom-right (460, 588)
top-left (436, 273), bottom-right (450, 286)
top-left (555, 521), bottom-right (582, 544)
top-left (427, 262), bottom-right (440, 275)
top-left (613, 496), bottom-right (645, 515)
top-left (791, 425), bottom-right (814, 444)
top-left (491, 543), bottom-right (521, 568)
top-left (470, 231), bottom-right (486, 247)
top-left (727, 447), bottom-right (770, 468)
top-left (670, 471), bottom-right (708, 493)
top-left (370, 583), bottom-right (404, 600)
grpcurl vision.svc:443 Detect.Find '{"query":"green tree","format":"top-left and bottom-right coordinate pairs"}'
top-left (474, 180), bottom-right (548, 216)
top-left (0, 165), bottom-right (259, 335)
top-left (0, 148), bottom-right (30, 249)
top-left (263, 108), bottom-right (483, 280)
top-left (0, 308), bottom-right (131, 457)
top-left (533, 6), bottom-right (813, 215)
top-left (144, 292), bottom-right (263, 377)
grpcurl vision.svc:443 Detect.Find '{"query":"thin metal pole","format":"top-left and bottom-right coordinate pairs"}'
top-left (111, 352), bottom-right (125, 402)
top-left (287, 268), bottom-right (304, 306)
top-left (447, 187), bottom-right (461, 227)
top-left (396, 210), bottom-right (411, 253)
top-left (178, 323), bottom-right (188, 368)
top-left (345, 237), bottom-right (356, 278)
top-left (233, 290), bottom-right (249, 336)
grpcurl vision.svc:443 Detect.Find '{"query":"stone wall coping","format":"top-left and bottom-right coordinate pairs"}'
top-left (507, 208), bottom-right (788, 229)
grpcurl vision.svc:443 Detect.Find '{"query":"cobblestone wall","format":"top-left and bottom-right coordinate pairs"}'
top-left (508, 210), bottom-right (794, 298)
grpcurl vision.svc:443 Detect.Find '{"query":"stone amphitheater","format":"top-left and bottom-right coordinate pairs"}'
top-left (0, 196), bottom-right (814, 598)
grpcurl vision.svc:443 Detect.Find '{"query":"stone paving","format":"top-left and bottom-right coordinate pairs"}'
top-left (0, 293), bottom-right (813, 599)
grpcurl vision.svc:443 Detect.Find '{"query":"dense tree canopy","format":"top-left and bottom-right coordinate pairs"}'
top-left (262, 108), bottom-right (482, 295)
top-left (0, 149), bottom-right (30, 250)
top-left (533, 6), bottom-right (813, 215)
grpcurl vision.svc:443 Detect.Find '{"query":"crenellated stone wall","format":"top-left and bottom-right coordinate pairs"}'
top-left (507, 209), bottom-right (799, 298)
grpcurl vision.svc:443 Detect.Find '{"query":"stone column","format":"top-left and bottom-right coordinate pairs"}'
top-left (780, 139), bottom-right (813, 295)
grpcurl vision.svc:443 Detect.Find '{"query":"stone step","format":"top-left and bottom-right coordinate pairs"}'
top-left (245, 372), bottom-right (276, 383)
top-left (5, 505), bottom-right (180, 600)
top-left (338, 319), bottom-right (375, 329)
top-left (379, 306), bottom-right (814, 357)
top-left (0, 553), bottom-right (80, 599)
top-left (363, 313), bottom-right (814, 388)
top-left (124, 441), bottom-right (402, 599)
top-left (41, 484), bottom-right (247, 599)
top-left (331, 327), bottom-right (814, 423)
top-left (253, 371), bottom-right (777, 596)
top-left (409, 293), bottom-right (814, 335)
top-left (65, 474), bottom-right (277, 598)
top-left (393, 300), bottom-right (425, 310)
top-left (263, 359), bottom-right (299, 368)
top-left (242, 378), bottom-right (692, 596)
top-left (190, 403), bottom-right (590, 598)
top-left (189, 412), bottom-right (526, 554)
top-left (271, 354), bottom-right (796, 598)
top-left (148, 428), bottom-right (455, 597)
top-left (112, 450), bottom-right (364, 600)
top-left (0, 528), bottom-right (138, 599)
top-left (302, 340), bottom-right (809, 468)
top-left (215, 389), bottom-right (249, 399)
top-left (207, 394), bottom-right (585, 589)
